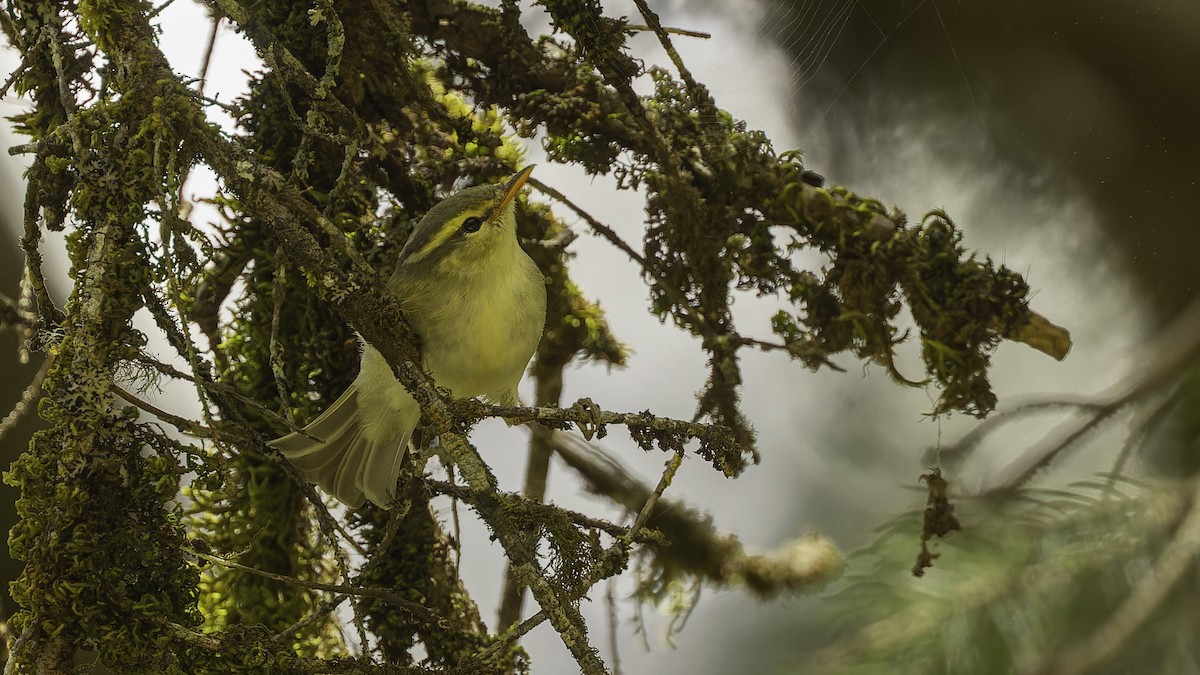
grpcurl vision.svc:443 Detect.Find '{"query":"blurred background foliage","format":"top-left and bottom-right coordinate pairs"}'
top-left (722, 1), bottom-right (1200, 673)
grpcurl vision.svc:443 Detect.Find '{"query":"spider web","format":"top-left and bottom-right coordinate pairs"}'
top-left (571, 0), bottom-right (980, 163)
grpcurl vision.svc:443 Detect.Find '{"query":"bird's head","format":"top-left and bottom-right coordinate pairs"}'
top-left (396, 166), bottom-right (534, 273)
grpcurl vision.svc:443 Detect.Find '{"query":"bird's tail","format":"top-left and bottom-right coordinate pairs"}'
top-left (268, 384), bottom-right (411, 508)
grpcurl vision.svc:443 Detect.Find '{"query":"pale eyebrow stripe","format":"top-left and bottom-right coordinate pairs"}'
top-left (408, 216), bottom-right (465, 263)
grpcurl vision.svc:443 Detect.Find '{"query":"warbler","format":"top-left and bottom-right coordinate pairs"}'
top-left (269, 167), bottom-right (546, 508)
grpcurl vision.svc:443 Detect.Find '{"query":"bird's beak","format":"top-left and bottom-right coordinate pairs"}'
top-left (494, 165), bottom-right (534, 219)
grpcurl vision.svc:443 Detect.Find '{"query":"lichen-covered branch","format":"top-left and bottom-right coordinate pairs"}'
top-left (463, 398), bottom-right (744, 474)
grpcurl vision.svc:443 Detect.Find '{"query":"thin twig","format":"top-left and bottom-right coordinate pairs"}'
top-left (629, 0), bottom-right (700, 91)
top-left (166, 14), bottom-right (221, 217)
top-left (606, 577), bottom-right (622, 675)
top-left (196, 16), bottom-right (220, 92)
top-left (950, 298), bottom-right (1200, 489)
top-left (143, 280), bottom-right (357, 599)
top-left (184, 547), bottom-right (447, 629)
top-left (470, 608), bottom-right (549, 666)
top-left (623, 450), bottom-right (683, 546)
top-left (273, 593), bottom-right (350, 642)
top-left (344, 485), bottom-right (417, 651)
top-left (935, 396), bottom-right (1103, 467)
top-left (529, 177), bottom-right (731, 354)
top-left (739, 336), bottom-right (846, 371)
top-left (980, 399), bottom-right (1128, 497)
top-left (112, 384), bottom-right (224, 439)
top-left (0, 354), bottom-right (51, 442)
top-left (624, 24), bottom-right (710, 39)
top-left (1106, 387), bottom-right (1184, 492)
top-left (475, 446), bottom-right (689, 668)
top-left (141, 284), bottom-right (226, 451)
top-left (356, 488), bottom-right (415, 582)
top-left (130, 352), bottom-right (319, 439)
top-left (19, 145), bottom-right (65, 326)
top-left (147, 0), bottom-right (180, 20)
top-left (513, 562), bottom-right (610, 673)
top-left (528, 177), bottom-right (646, 266)
top-left (0, 30), bottom-right (45, 99)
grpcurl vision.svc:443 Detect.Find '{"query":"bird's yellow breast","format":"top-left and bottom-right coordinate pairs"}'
top-left (397, 235), bottom-right (546, 401)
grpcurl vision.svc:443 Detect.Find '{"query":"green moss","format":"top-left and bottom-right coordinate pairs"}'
top-left (352, 494), bottom-right (527, 671)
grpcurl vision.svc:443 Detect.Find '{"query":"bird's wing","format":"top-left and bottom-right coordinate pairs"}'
top-left (268, 383), bottom-right (412, 509)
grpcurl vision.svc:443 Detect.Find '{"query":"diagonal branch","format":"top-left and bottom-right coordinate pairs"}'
top-left (463, 397), bottom-right (742, 474)
top-left (944, 298), bottom-right (1200, 495)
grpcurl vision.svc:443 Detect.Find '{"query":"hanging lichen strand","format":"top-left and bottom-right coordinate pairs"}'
top-left (1, 0), bottom-right (1067, 672)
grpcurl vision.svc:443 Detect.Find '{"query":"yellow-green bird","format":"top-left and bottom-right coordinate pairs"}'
top-left (270, 167), bottom-right (546, 508)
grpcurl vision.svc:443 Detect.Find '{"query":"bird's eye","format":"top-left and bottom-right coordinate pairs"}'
top-left (461, 216), bottom-right (483, 233)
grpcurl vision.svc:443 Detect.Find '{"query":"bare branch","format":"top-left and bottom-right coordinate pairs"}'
top-left (955, 298), bottom-right (1200, 495)
top-left (623, 24), bottom-right (710, 39)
